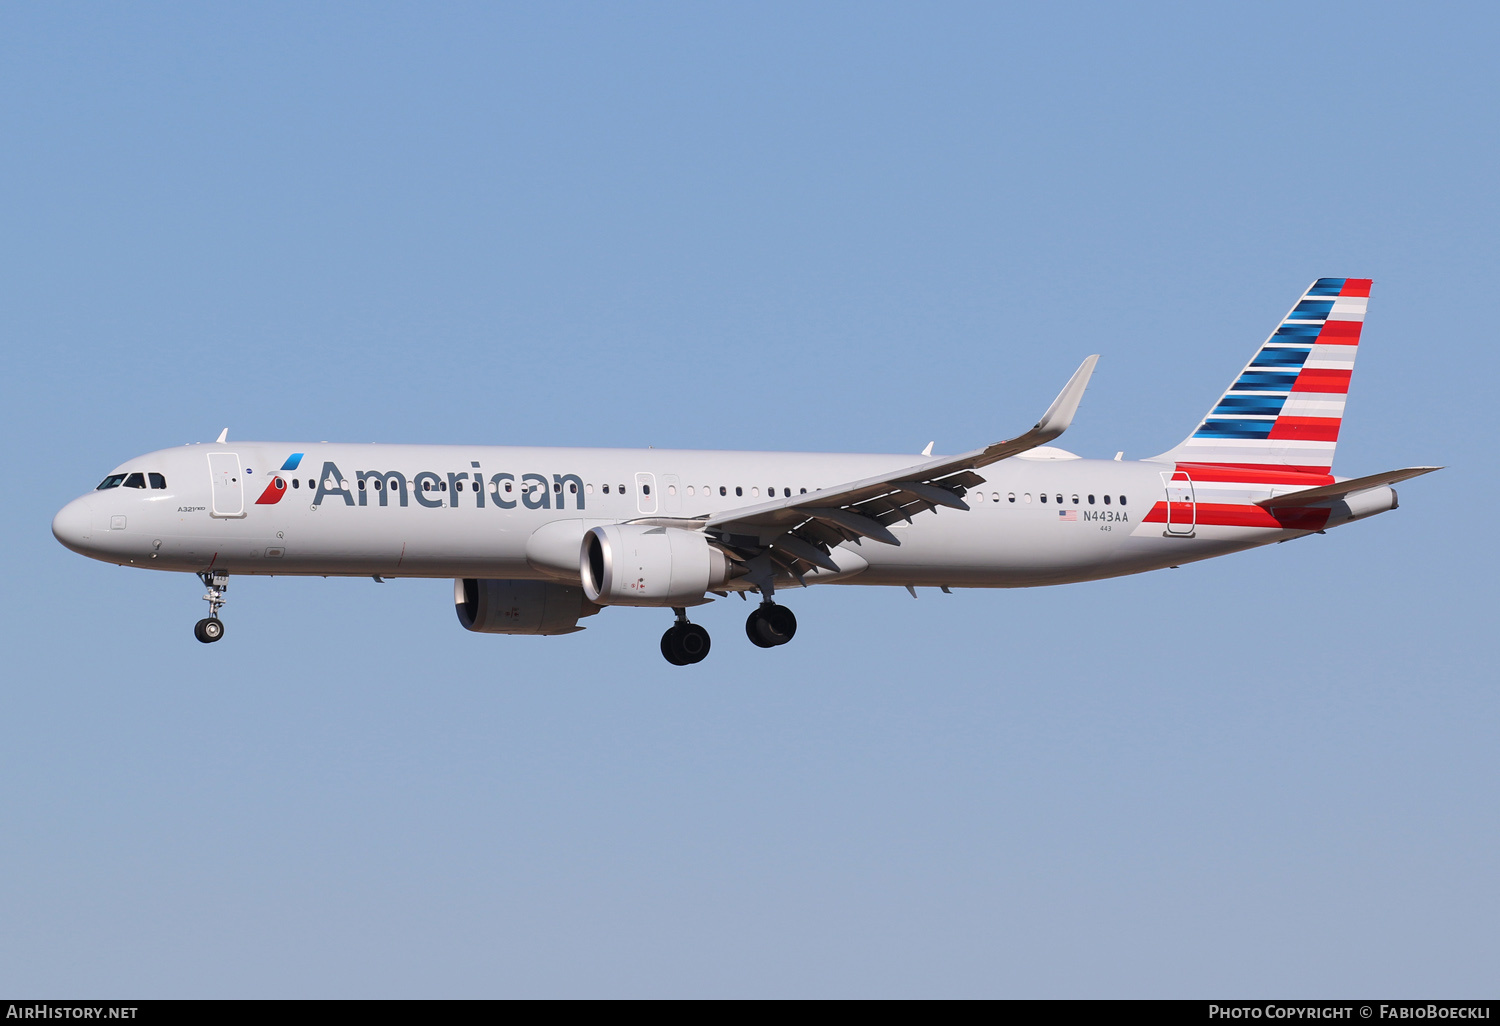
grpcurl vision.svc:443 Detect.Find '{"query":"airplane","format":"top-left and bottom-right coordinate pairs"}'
top-left (52, 278), bottom-right (1438, 664)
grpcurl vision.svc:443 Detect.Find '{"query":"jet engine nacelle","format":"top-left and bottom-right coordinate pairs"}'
top-left (454, 578), bottom-right (601, 635)
top-left (581, 524), bottom-right (733, 607)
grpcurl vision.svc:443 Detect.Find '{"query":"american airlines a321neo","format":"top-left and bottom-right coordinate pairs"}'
top-left (53, 279), bottom-right (1437, 664)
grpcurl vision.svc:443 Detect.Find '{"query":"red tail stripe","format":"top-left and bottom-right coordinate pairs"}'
top-left (1268, 417), bottom-right (1341, 442)
top-left (1292, 368), bottom-right (1352, 393)
top-left (1339, 279), bottom-right (1372, 297)
top-left (1317, 320), bottom-right (1362, 344)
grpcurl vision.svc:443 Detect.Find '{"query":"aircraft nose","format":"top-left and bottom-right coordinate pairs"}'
top-left (52, 496), bottom-right (94, 553)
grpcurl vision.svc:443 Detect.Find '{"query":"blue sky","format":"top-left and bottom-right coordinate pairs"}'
top-left (1, 2), bottom-right (1495, 997)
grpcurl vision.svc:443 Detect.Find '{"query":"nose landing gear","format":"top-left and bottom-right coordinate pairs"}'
top-left (661, 607), bottom-right (711, 665)
top-left (195, 571), bottom-right (228, 644)
top-left (746, 602), bottom-right (796, 648)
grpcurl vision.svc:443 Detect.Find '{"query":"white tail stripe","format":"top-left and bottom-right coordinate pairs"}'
top-left (1281, 397), bottom-right (1347, 416)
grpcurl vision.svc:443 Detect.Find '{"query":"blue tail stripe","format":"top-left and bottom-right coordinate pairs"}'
top-left (1233, 371), bottom-right (1299, 391)
top-left (1274, 323), bottom-right (1324, 338)
top-left (1289, 299), bottom-right (1334, 319)
top-left (1250, 348), bottom-right (1312, 368)
top-left (1212, 396), bottom-right (1288, 416)
top-left (1193, 419), bottom-right (1275, 439)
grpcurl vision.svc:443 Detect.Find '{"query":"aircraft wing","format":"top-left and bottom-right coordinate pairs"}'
top-left (1255, 466), bottom-right (1442, 508)
top-left (699, 356), bottom-right (1098, 576)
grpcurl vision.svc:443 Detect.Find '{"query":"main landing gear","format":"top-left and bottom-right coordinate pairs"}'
top-left (661, 607), bottom-right (711, 665)
top-left (657, 599), bottom-right (798, 664)
top-left (746, 601), bottom-right (796, 649)
top-left (194, 571), bottom-right (228, 644)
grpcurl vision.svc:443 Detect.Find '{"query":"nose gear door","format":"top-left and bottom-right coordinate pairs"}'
top-left (208, 452), bottom-right (247, 518)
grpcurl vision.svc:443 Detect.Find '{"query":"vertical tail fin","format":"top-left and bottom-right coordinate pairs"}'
top-left (1154, 278), bottom-right (1371, 475)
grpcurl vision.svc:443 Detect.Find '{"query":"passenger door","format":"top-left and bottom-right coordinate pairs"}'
top-left (208, 452), bottom-right (246, 518)
top-left (1161, 470), bottom-right (1195, 536)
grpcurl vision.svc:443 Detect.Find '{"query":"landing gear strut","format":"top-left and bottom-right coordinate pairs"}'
top-left (746, 602), bottom-right (796, 648)
top-left (661, 607), bottom-right (711, 665)
top-left (195, 571), bottom-right (228, 644)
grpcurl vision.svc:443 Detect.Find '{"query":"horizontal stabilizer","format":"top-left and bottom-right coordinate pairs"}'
top-left (1256, 466), bottom-right (1442, 508)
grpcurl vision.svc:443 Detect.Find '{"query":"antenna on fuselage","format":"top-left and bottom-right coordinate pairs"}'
top-left (215, 428), bottom-right (228, 444)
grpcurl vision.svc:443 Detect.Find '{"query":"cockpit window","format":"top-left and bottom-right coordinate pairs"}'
top-left (97, 474), bottom-right (126, 490)
top-left (124, 473), bottom-right (147, 488)
top-left (148, 472), bottom-right (167, 489)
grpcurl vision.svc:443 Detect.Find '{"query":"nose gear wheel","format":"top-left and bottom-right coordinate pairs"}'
top-left (194, 572), bottom-right (229, 644)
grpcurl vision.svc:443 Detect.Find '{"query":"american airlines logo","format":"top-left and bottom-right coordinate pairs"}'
top-left (258, 456), bottom-right (587, 511)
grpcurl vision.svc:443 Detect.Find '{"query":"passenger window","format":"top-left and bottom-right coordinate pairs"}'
top-left (1088, 494), bottom-right (1095, 504)
top-left (1120, 494), bottom-right (1127, 506)
top-left (440, 481), bottom-right (447, 492)
top-left (96, 474), bottom-right (126, 490)
top-left (373, 480), bottom-right (382, 490)
top-left (1056, 494), bottom-right (1063, 504)
top-left (124, 473), bottom-right (146, 489)
top-left (292, 479), bottom-right (300, 489)
top-left (751, 487), bottom-right (760, 497)
top-left (720, 486), bottom-right (727, 496)
top-left (149, 473), bottom-right (167, 489)
top-left (1071, 494), bottom-right (1079, 505)
top-left (735, 487), bottom-right (743, 496)
top-left (800, 488), bottom-right (807, 494)
top-left (991, 492), bottom-right (1000, 502)
top-left (569, 482), bottom-right (578, 494)
top-left (586, 484), bottom-right (594, 494)
top-left (308, 479), bottom-right (315, 489)
top-left (1024, 493), bottom-right (1032, 503)
top-left (1104, 494), bottom-right (1111, 504)
top-left (1040, 493), bottom-right (1048, 503)
top-left (620, 484), bottom-right (627, 494)
top-left (643, 484), bottom-right (651, 496)
top-left (358, 480), bottom-right (366, 490)
top-left (1008, 492), bottom-right (1016, 503)
top-left (602, 484), bottom-right (609, 494)
top-left (686, 486), bottom-right (694, 496)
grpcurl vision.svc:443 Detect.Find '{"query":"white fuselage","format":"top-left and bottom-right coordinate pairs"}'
top-left (51, 440), bottom-right (1385, 591)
